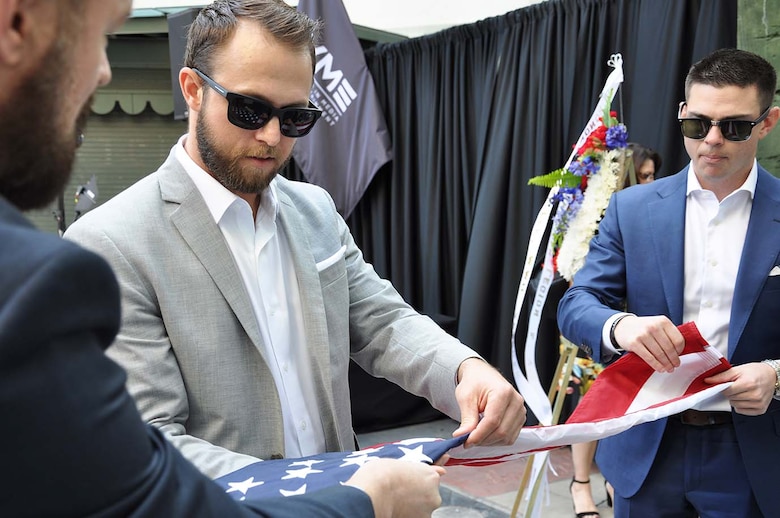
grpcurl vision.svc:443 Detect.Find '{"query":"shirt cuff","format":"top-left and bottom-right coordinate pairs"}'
top-left (602, 312), bottom-right (633, 355)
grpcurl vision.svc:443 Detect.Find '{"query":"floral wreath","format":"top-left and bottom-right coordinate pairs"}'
top-left (529, 106), bottom-right (629, 281)
top-left (529, 103), bottom-right (629, 389)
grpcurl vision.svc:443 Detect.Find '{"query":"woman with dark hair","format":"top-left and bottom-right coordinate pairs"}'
top-left (622, 142), bottom-right (662, 188)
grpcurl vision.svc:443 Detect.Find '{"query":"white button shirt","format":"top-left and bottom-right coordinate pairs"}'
top-left (176, 136), bottom-right (326, 457)
top-left (684, 161), bottom-right (756, 410)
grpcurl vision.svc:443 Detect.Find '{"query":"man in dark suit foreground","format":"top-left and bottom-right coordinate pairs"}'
top-left (0, 1), bottom-right (444, 516)
top-left (558, 48), bottom-right (780, 517)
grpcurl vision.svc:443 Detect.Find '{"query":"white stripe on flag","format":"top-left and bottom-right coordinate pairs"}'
top-left (627, 349), bottom-right (724, 413)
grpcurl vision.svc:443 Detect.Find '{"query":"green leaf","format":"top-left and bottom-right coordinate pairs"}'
top-left (528, 168), bottom-right (582, 188)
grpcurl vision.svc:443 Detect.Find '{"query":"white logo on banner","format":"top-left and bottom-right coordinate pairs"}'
top-left (312, 45), bottom-right (358, 126)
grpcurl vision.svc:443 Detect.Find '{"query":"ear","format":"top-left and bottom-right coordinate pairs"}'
top-left (757, 105), bottom-right (780, 140)
top-left (179, 67), bottom-right (204, 116)
top-left (0, 0), bottom-right (26, 66)
top-left (0, 0), bottom-right (54, 69)
top-left (678, 101), bottom-right (688, 118)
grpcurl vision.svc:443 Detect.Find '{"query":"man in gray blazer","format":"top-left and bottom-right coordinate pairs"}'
top-left (0, 0), bottom-right (449, 516)
top-left (66, 0), bottom-right (525, 479)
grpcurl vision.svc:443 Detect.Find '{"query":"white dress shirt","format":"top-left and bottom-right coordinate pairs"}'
top-left (176, 136), bottom-right (326, 457)
top-left (683, 161), bottom-right (756, 410)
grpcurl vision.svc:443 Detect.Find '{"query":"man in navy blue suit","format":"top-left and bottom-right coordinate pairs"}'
top-left (558, 48), bottom-right (780, 517)
top-left (0, 1), bottom-right (444, 516)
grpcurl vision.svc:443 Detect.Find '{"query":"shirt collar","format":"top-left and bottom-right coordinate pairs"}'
top-left (685, 159), bottom-right (758, 200)
top-left (175, 134), bottom-right (279, 224)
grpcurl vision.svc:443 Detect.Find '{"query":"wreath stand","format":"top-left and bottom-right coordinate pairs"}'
top-left (510, 338), bottom-right (580, 518)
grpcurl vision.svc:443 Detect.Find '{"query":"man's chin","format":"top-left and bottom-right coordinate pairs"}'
top-left (1, 129), bottom-right (78, 211)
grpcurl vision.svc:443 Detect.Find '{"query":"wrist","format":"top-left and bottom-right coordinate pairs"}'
top-left (762, 359), bottom-right (780, 400)
top-left (456, 357), bottom-right (485, 384)
top-left (609, 314), bottom-right (631, 352)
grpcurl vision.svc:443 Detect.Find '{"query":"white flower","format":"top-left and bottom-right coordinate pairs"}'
top-left (556, 149), bottom-right (625, 281)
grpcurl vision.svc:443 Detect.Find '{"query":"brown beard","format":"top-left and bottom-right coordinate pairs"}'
top-left (0, 43), bottom-right (92, 211)
top-left (195, 108), bottom-right (290, 195)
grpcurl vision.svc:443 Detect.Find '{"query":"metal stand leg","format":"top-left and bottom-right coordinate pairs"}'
top-left (510, 338), bottom-right (579, 517)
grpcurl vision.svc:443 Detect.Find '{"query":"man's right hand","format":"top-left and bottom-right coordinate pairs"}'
top-left (344, 458), bottom-right (445, 518)
top-left (613, 315), bottom-right (685, 373)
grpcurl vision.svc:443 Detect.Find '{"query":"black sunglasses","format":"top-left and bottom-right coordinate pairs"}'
top-left (193, 68), bottom-right (322, 137)
top-left (678, 104), bottom-right (771, 142)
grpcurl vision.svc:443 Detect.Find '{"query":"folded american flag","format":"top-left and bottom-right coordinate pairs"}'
top-left (215, 435), bottom-right (467, 501)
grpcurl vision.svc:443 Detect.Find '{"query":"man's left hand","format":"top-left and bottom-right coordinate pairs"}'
top-left (705, 363), bottom-right (776, 415)
top-left (452, 358), bottom-right (526, 447)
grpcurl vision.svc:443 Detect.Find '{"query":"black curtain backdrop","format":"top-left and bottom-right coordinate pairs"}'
top-left (286, 0), bottom-right (737, 431)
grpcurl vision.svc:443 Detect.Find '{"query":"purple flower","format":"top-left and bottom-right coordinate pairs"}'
top-left (551, 186), bottom-right (580, 204)
top-left (606, 124), bottom-right (628, 149)
top-left (551, 188), bottom-right (585, 244)
top-left (568, 155), bottom-right (600, 177)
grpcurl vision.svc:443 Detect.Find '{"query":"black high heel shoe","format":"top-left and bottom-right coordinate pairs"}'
top-left (605, 479), bottom-right (614, 508)
top-left (569, 478), bottom-right (601, 518)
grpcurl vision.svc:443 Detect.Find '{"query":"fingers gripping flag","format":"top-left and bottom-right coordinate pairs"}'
top-left (294, 0), bottom-right (392, 217)
top-left (215, 436), bottom-right (466, 502)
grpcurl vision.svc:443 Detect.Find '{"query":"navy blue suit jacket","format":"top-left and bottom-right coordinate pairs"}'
top-left (557, 165), bottom-right (780, 517)
top-left (0, 196), bottom-right (373, 517)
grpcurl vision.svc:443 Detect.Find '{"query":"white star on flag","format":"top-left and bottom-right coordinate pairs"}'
top-left (397, 445), bottom-right (433, 464)
top-left (226, 477), bottom-right (265, 501)
top-left (282, 465), bottom-right (324, 480)
top-left (280, 484), bottom-right (307, 497)
top-left (339, 454), bottom-right (374, 468)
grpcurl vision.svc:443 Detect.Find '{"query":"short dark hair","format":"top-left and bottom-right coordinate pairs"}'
top-left (685, 48), bottom-right (777, 111)
top-left (183, 0), bottom-right (320, 75)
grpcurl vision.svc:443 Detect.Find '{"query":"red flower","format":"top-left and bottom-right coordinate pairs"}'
top-left (577, 124), bottom-right (606, 156)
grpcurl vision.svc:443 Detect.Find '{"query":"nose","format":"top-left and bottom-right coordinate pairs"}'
top-left (703, 121), bottom-right (725, 145)
top-left (96, 50), bottom-right (112, 88)
top-left (253, 115), bottom-right (283, 146)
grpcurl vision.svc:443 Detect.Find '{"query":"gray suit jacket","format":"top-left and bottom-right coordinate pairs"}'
top-left (66, 147), bottom-right (476, 478)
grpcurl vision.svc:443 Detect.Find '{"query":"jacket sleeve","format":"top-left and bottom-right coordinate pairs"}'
top-left (556, 192), bottom-right (628, 363)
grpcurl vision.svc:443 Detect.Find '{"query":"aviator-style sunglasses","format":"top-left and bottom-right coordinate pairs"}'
top-left (678, 102), bottom-right (770, 142)
top-left (193, 68), bottom-right (322, 137)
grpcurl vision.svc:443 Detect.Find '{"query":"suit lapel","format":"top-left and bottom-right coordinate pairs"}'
top-left (276, 189), bottom-right (341, 451)
top-left (648, 171), bottom-right (687, 323)
top-left (730, 167), bottom-right (780, 357)
top-left (158, 153), bottom-right (268, 362)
